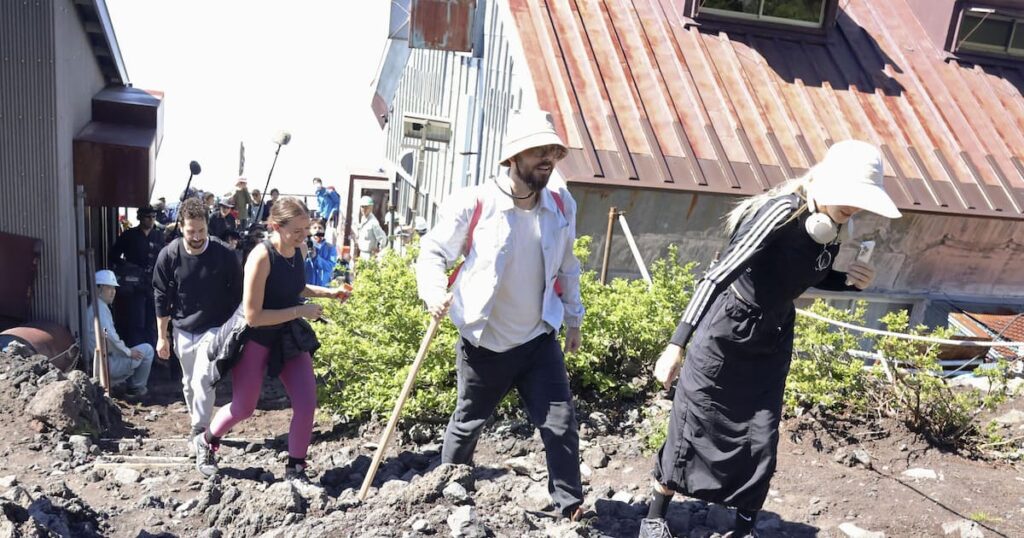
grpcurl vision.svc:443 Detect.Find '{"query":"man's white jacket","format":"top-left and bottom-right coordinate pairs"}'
top-left (416, 180), bottom-right (585, 346)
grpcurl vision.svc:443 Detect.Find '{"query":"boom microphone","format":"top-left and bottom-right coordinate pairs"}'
top-left (273, 131), bottom-right (292, 146)
top-left (181, 160), bottom-right (202, 202)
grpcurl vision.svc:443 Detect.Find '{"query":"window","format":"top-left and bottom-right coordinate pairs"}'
top-left (956, 9), bottom-right (1024, 57)
top-left (698, 0), bottom-right (826, 28)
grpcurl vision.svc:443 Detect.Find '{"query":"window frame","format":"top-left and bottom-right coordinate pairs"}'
top-left (685, 0), bottom-right (840, 35)
top-left (953, 8), bottom-right (1024, 57)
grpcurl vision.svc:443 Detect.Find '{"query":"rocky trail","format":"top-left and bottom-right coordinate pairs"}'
top-left (1, 346), bottom-right (1023, 537)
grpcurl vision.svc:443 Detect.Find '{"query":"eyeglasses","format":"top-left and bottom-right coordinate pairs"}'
top-left (525, 144), bottom-right (568, 161)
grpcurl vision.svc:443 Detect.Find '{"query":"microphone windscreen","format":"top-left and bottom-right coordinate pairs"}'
top-left (274, 131), bottom-right (292, 146)
top-left (189, 161), bottom-right (202, 175)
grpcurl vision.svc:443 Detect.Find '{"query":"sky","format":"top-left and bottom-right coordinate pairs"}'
top-left (106, 1), bottom-right (391, 202)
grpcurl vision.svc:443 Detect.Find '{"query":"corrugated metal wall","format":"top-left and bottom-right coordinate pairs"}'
top-left (0, 0), bottom-right (106, 331)
top-left (0, 1), bottom-right (62, 323)
top-left (55, 0), bottom-right (108, 336)
top-left (384, 1), bottom-right (527, 225)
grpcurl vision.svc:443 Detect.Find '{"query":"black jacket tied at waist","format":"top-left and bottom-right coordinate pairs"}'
top-left (207, 310), bottom-right (320, 384)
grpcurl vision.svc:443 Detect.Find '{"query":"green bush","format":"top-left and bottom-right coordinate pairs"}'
top-left (866, 310), bottom-right (1011, 449)
top-left (314, 246), bottom-right (460, 422)
top-left (569, 237), bottom-right (695, 402)
top-left (787, 299), bottom-right (871, 415)
top-left (312, 236), bottom-right (696, 422)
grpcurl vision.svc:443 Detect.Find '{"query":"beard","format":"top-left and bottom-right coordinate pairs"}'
top-left (516, 159), bottom-right (555, 193)
top-left (186, 237), bottom-right (206, 250)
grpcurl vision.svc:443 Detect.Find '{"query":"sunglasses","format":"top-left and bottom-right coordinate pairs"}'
top-left (525, 144), bottom-right (568, 161)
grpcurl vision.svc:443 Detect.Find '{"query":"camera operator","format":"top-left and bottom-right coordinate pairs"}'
top-left (304, 219), bottom-right (337, 287)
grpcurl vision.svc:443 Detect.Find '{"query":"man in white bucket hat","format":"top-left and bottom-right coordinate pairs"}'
top-left (85, 269), bottom-right (155, 398)
top-left (416, 108), bottom-right (586, 520)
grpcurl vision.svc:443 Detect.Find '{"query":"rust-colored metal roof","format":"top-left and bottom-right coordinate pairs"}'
top-left (950, 312), bottom-right (1024, 358)
top-left (510, 0), bottom-right (1024, 219)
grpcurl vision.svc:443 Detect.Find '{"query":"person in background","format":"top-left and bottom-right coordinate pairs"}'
top-left (154, 197), bottom-right (172, 225)
top-left (304, 219), bottom-right (337, 287)
top-left (232, 178), bottom-right (254, 229)
top-left (86, 270), bottom-right (154, 398)
top-left (353, 196), bottom-right (386, 260)
top-left (312, 178), bottom-right (339, 226)
top-left (259, 188), bottom-right (279, 224)
top-left (153, 198), bottom-right (243, 450)
top-left (209, 198), bottom-right (236, 240)
top-left (640, 141), bottom-right (900, 538)
top-left (110, 205), bottom-right (163, 347)
top-left (192, 197), bottom-right (349, 479)
top-left (203, 192), bottom-right (217, 215)
top-left (249, 190), bottom-right (263, 223)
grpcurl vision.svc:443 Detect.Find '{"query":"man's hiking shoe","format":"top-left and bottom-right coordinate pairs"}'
top-left (723, 531), bottom-right (759, 538)
top-left (638, 517), bottom-right (673, 538)
top-left (193, 433), bottom-right (219, 477)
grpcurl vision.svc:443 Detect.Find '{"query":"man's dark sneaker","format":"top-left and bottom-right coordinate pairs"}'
top-left (638, 517), bottom-right (673, 538)
top-left (723, 531), bottom-right (760, 538)
top-left (124, 386), bottom-right (148, 398)
top-left (193, 433), bottom-right (218, 477)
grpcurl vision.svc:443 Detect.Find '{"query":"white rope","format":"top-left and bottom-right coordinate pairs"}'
top-left (796, 308), bottom-right (1024, 349)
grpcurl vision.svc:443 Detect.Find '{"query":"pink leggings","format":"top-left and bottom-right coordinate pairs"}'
top-left (209, 340), bottom-right (317, 458)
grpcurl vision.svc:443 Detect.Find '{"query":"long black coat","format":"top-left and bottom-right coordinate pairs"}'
top-left (654, 193), bottom-right (859, 510)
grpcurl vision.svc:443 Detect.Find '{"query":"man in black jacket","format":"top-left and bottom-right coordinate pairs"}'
top-left (208, 198), bottom-right (236, 240)
top-left (110, 205), bottom-right (165, 347)
top-left (153, 198), bottom-right (243, 446)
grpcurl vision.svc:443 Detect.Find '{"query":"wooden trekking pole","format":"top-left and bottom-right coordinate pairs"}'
top-left (358, 316), bottom-right (441, 500)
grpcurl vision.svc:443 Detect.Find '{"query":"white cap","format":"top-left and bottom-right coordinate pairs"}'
top-left (359, 196), bottom-right (375, 207)
top-left (809, 140), bottom-right (902, 219)
top-left (499, 109), bottom-right (567, 167)
top-left (414, 216), bottom-right (428, 232)
top-left (95, 270), bottom-right (119, 287)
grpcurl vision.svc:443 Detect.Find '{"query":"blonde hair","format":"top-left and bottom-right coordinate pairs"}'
top-left (725, 172), bottom-right (813, 234)
top-left (268, 196), bottom-right (309, 227)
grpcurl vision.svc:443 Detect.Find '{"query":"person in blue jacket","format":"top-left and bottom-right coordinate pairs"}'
top-left (304, 219), bottom-right (337, 287)
top-left (312, 177), bottom-right (340, 227)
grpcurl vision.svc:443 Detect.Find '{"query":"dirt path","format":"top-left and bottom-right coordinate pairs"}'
top-left (2, 352), bottom-right (1022, 537)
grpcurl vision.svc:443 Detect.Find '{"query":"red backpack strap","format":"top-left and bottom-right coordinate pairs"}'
top-left (550, 190), bottom-right (565, 216)
top-left (447, 199), bottom-right (483, 289)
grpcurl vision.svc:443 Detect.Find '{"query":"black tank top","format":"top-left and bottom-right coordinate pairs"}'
top-left (260, 238), bottom-right (305, 310)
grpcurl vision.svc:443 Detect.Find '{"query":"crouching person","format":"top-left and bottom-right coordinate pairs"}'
top-left (415, 109), bottom-right (585, 520)
top-left (86, 270), bottom-right (154, 398)
top-left (192, 197), bottom-right (349, 479)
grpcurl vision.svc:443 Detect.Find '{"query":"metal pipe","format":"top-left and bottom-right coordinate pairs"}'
top-left (600, 206), bottom-right (617, 285)
top-left (617, 213), bottom-right (652, 288)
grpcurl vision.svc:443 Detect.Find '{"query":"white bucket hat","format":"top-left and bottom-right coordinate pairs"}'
top-left (95, 270), bottom-right (119, 287)
top-left (359, 196), bottom-right (375, 207)
top-left (499, 109), bottom-right (567, 166)
top-left (809, 140), bottom-right (902, 219)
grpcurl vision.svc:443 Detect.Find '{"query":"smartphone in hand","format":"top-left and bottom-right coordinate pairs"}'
top-left (847, 240), bottom-right (875, 286)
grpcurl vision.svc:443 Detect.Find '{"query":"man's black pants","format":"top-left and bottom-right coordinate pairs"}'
top-left (441, 331), bottom-right (582, 515)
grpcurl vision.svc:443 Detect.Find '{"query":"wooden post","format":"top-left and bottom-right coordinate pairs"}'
top-left (600, 206), bottom-right (617, 285)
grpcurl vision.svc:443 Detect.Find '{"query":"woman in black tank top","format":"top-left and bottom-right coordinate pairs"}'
top-left (197, 197), bottom-right (350, 481)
